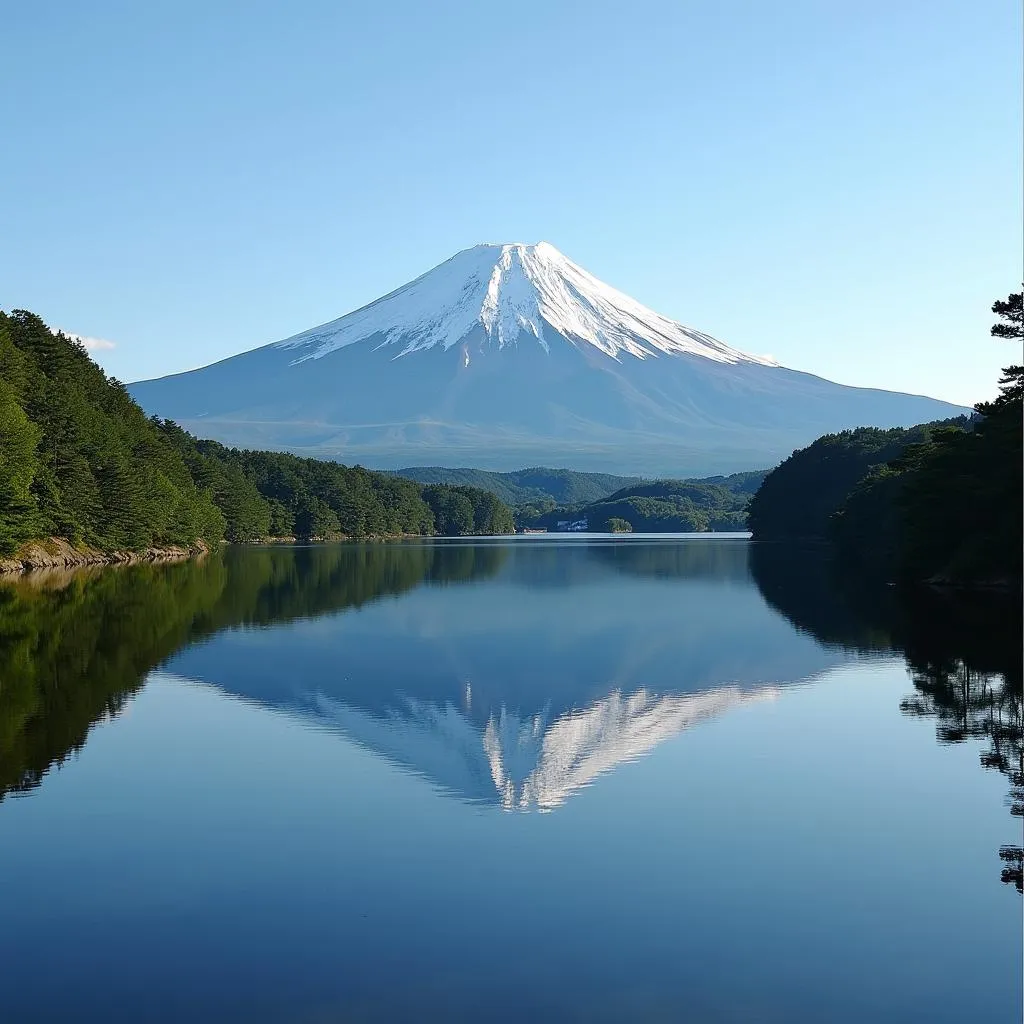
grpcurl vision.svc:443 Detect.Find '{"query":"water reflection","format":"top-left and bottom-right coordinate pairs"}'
top-left (0, 543), bottom-right (505, 802)
top-left (311, 684), bottom-right (777, 811)
top-left (164, 539), bottom-right (837, 809)
top-left (0, 540), bottom-right (1018, 872)
top-left (751, 542), bottom-right (1023, 892)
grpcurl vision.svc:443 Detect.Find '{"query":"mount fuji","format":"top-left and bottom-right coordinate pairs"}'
top-left (129, 242), bottom-right (967, 475)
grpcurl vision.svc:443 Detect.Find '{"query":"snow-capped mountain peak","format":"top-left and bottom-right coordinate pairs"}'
top-left (276, 241), bottom-right (776, 366)
top-left (128, 239), bottom-right (969, 475)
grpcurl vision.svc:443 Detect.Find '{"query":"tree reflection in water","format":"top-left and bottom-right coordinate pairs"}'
top-left (751, 542), bottom-right (1022, 893)
top-left (0, 542), bottom-right (507, 803)
top-left (1, 539), bottom-right (1019, 892)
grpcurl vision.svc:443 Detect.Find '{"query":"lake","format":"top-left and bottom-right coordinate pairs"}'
top-left (0, 538), bottom-right (1019, 1023)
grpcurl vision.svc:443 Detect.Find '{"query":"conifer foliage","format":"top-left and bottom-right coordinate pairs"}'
top-left (749, 291), bottom-right (1023, 587)
top-left (0, 310), bottom-right (225, 553)
top-left (0, 310), bottom-right (514, 555)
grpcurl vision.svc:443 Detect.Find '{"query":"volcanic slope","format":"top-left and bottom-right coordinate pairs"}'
top-left (129, 242), bottom-right (968, 475)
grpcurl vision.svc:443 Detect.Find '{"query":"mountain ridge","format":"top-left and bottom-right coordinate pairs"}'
top-left (388, 466), bottom-right (645, 506)
top-left (128, 242), bottom-right (969, 476)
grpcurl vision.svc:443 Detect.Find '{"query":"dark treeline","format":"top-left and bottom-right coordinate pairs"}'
top-left (746, 421), bottom-right (967, 542)
top-left (0, 542), bottom-right (510, 801)
top-left (0, 310), bottom-right (513, 556)
top-left (748, 292), bottom-right (1022, 587)
top-left (751, 543), bottom-right (1023, 893)
top-left (517, 472), bottom-right (765, 533)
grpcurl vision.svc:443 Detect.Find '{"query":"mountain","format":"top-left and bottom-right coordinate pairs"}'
top-left (128, 242), bottom-right (968, 476)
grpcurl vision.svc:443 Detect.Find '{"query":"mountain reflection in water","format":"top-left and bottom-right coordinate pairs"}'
top-left (307, 684), bottom-right (777, 811)
top-left (161, 539), bottom-right (840, 809)
top-left (0, 538), bottom-right (1018, 884)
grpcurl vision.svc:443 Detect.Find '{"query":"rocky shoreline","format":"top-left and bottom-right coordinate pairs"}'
top-left (0, 537), bottom-right (209, 575)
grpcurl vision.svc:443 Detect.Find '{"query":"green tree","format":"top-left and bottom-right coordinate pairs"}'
top-left (0, 379), bottom-right (41, 553)
top-left (0, 309), bottom-right (515, 556)
top-left (294, 495), bottom-right (341, 539)
top-left (423, 485), bottom-right (475, 536)
top-left (980, 291), bottom-right (1023, 409)
top-left (757, 291), bottom-right (1022, 587)
top-left (747, 423), bottom-right (961, 542)
top-left (605, 517), bottom-right (632, 533)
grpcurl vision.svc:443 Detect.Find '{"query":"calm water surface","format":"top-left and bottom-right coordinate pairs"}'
top-left (0, 538), bottom-right (1019, 1022)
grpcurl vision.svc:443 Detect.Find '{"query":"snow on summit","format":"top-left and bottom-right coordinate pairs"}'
top-left (276, 242), bottom-right (776, 366)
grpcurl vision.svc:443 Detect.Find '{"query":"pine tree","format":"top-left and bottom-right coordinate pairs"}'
top-left (0, 379), bottom-right (41, 553)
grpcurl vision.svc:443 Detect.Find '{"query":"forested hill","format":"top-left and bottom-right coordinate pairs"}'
top-left (516, 472), bottom-right (766, 533)
top-left (748, 292), bottom-right (1022, 587)
top-left (0, 310), bottom-right (224, 554)
top-left (0, 310), bottom-right (514, 559)
top-left (391, 466), bottom-right (644, 506)
top-left (746, 420), bottom-right (969, 542)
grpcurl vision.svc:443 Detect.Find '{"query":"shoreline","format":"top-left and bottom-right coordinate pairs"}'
top-left (6, 536), bottom-right (1012, 593)
top-left (0, 533), bottom-right (482, 576)
top-left (0, 529), bottom-right (729, 577)
top-left (0, 538), bottom-right (210, 576)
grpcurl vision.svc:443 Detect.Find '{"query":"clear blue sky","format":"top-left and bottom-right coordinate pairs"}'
top-left (1, 0), bottom-right (1019, 405)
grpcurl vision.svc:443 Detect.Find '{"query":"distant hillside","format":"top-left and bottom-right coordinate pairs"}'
top-left (516, 471), bottom-right (767, 533)
top-left (392, 466), bottom-right (643, 506)
top-left (604, 472), bottom-right (766, 502)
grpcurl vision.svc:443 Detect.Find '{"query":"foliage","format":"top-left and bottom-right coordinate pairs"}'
top-left (749, 291), bottom-right (1021, 587)
top-left (746, 422), bottom-right (964, 542)
top-left (421, 484), bottom-right (515, 536)
top-left (0, 310), bottom-right (225, 555)
top-left (158, 435), bottom-right (515, 541)
top-left (518, 473), bottom-right (764, 533)
top-left (0, 310), bottom-right (515, 552)
top-left (834, 291), bottom-right (1022, 584)
top-left (605, 517), bottom-right (632, 533)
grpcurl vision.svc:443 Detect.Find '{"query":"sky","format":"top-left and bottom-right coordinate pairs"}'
top-left (0, 0), bottom-right (1020, 406)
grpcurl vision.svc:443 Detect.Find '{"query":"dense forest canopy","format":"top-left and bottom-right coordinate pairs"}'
top-left (0, 310), bottom-right (514, 556)
top-left (0, 310), bottom-right (225, 553)
top-left (746, 421), bottom-right (966, 542)
top-left (748, 291), bottom-right (1022, 586)
top-left (158, 424), bottom-right (514, 542)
